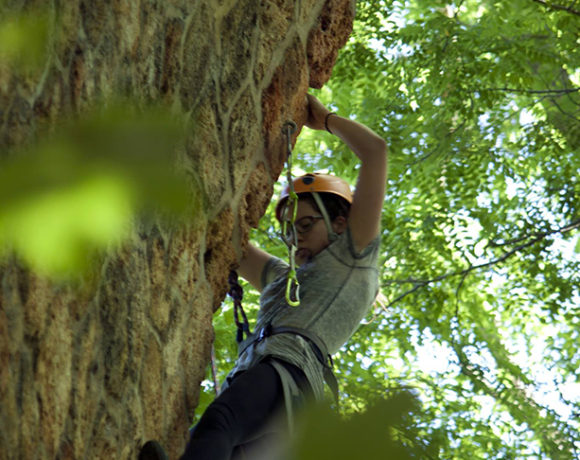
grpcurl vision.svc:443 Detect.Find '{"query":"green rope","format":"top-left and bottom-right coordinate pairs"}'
top-left (282, 121), bottom-right (300, 307)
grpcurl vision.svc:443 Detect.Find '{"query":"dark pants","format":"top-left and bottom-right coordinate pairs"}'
top-left (180, 359), bottom-right (310, 460)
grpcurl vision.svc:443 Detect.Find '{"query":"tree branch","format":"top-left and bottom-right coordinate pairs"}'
top-left (381, 218), bottom-right (580, 308)
top-left (545, 93), bottom-right (580, 122)
top-left (530, 0), bottom-right (580, 16)
top-left (488, 219), bottom-right (580, 248)
top-left (482, 87), bottom-right (580, 95)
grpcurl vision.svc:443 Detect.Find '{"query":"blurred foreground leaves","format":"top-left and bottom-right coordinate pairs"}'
top-left (290, 392), bottom-right (434, 460)
top-left (0, 103), bottom-right (196, 278)
top-left (0, 1), bottom-right (50, 72)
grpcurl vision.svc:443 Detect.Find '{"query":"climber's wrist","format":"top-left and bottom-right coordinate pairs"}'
top-left (325, 112), bottom-right (337, 134)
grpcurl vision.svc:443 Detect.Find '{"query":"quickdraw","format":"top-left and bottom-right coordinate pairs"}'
top-left (228, 270), bottom-right (250, 343)
top-left (281, 121), bottom-right (300, 307)
top-left (227, 120), bottom-right (301, 344)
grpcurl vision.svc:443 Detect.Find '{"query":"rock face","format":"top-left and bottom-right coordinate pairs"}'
top-left (0, 0), bottom-right (354, 458)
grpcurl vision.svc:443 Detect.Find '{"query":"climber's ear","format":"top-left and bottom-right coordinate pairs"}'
top-left (332, 215), bottom-right (347, 235)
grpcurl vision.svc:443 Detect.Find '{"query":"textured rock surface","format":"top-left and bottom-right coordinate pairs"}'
top-left (0, 0), bottom-right (354, 458)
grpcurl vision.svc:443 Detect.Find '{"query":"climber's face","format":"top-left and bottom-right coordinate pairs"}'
top-left (281, 200), bottom-right (345, 266)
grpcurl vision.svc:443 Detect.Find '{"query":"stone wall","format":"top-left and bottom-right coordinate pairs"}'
top-left (0, 0), bottom-right (354, 458)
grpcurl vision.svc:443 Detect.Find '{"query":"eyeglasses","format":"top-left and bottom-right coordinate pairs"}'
top-left (281, 215), bottom-right (324, 245)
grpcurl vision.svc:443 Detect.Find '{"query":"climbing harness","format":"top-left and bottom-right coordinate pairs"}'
top-left (281, 120), bottom-right (301, 307)
top-left (241, 323), bottom-right (339, 404)
top-left (227, 271), bottom-right (338, 403)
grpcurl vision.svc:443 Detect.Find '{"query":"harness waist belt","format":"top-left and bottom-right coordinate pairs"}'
top-left (241, 324), bottom-right (339, 402)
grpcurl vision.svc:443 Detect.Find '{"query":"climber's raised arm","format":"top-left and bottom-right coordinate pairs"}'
top-left (305, 94), bottom-right (388, 252)
top-left (238, 243), bottom-right (271, 292)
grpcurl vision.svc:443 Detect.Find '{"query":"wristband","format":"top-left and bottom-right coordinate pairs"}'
top-left (324, 112), bottom-right (336, 134)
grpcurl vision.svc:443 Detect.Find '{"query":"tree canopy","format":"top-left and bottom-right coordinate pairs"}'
top-left (207, 1), bottom-right (580, 458)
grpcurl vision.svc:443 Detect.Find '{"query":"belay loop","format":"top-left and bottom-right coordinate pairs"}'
top-left (228, 270), bottom-right (251, 343)
top-left (281, 120), bottom-right (300, 307)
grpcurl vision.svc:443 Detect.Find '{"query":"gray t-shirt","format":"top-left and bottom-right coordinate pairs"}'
top-left (225, 227), bottom-right (380, 401)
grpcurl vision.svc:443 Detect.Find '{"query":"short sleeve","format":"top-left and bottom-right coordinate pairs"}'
top-left (260, 256), bottom-right (289, 289)
top-left (338, 225), bottom-right (381, 263)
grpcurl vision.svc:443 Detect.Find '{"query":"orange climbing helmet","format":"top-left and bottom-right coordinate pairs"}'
top-left (276, 173), bottom-right (353, 221)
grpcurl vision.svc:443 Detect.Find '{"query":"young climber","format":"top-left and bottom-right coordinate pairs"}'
top-left (139, 93), bottom-right (387, 460)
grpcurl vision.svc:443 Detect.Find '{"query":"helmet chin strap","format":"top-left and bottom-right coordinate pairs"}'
top-left (311, 192), bottom-right (338, 242)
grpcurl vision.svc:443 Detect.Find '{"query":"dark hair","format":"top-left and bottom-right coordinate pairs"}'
top-left (298, 192), bottom-right (350, 221)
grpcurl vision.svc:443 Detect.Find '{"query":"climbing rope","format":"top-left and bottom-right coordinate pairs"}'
top-left (281, 120), bottom-right (300, 307)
